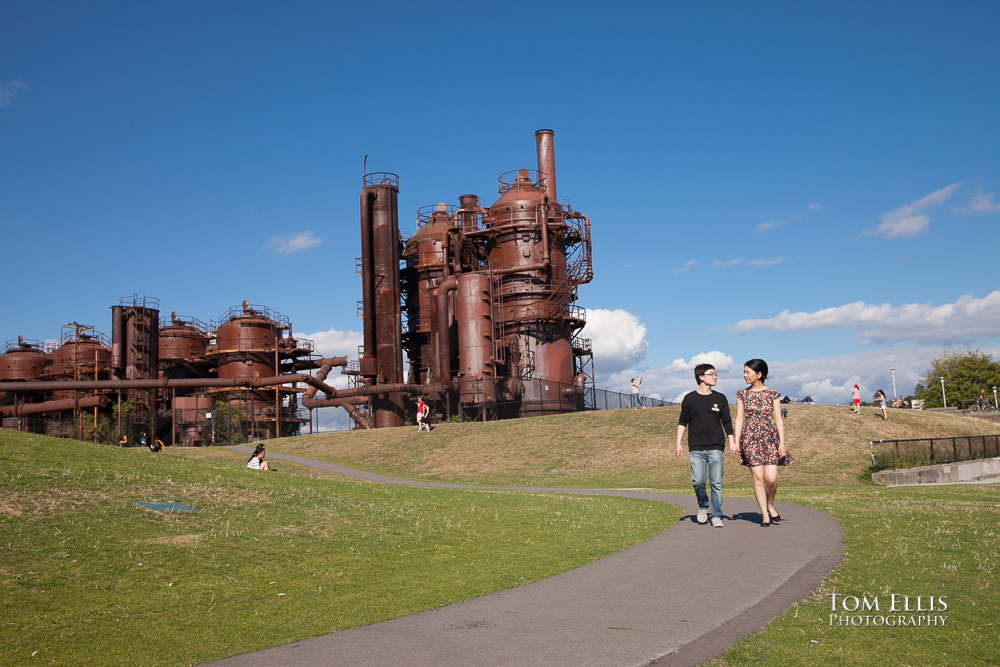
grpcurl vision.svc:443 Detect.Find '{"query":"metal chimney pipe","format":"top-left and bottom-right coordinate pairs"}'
top-left (535, 129), bottom-right (556, 204)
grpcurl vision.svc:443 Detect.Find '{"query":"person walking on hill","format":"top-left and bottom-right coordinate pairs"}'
top-left (875, 389), bottom-right (888, 420)
top-left (735, 359), bottom-right (793, 527)
top-left (631, 377), bottom-right (643, 409)
top-left (676, 363), bottom-right (735, 528)
top-left (851, 384), bottom-right (861, 414)
top-left (416, 397), bottom-right (431, 432)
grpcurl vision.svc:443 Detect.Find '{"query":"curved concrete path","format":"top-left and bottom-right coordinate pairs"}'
top-left (209, 447), bottom-right (844, 667)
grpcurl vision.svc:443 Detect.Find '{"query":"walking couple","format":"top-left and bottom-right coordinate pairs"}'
top-left (675, 359), bottom-right (793, 528)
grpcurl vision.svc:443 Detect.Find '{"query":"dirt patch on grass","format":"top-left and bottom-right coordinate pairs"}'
top-left (149, 533), bottom-right (203, 547)
top-left (0, 487), bottom-right (114, 517)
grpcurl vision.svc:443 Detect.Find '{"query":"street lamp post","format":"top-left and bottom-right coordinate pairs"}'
top-left (891, 367), bottom-right (897, 400)
top-left (993, 386), bottom-right (998, 410)
top-left (940, 377), bottom-right (947, 409)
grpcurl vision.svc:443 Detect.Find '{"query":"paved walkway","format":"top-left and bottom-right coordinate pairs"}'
top-left (208, 447), bottom-right (844, 667)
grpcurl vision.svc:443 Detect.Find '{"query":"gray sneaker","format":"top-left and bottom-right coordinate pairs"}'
top-left (711, 517), bottom-right (724, 528)
top-left (696, 508), bottom-right (708, 524)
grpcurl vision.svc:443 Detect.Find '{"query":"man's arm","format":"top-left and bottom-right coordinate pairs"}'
top-left (676, 424), bottom-right (686, 458)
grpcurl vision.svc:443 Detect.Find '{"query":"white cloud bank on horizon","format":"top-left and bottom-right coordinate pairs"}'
top-left (862, 182), bottom-right (962, 238)
top-left (585, 308), bottom-right (649, 375)
top-left (730, 291), bottom-right (1000, 345)
top-left (601, 344), bottom-right (1000, 407)
top-left (265, 230), bottom-right (326, 255)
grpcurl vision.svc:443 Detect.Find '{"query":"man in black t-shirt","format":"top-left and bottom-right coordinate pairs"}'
top-left (675, 363), bottom-right (735, 527)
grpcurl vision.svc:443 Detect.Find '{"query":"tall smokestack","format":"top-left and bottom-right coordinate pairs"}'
top-left (534, 129), bottom-right (556, 205)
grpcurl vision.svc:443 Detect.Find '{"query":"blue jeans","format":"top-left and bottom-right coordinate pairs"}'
top-left (689, 449), bottom-right (724, 519)
top-left (631, 394), bottom-right (642, 408)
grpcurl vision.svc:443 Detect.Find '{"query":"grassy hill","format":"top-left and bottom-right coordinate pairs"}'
top-left (5, 405), bottom-right (999, 666)
top-left (264, 404), bottom-right (1000, 489)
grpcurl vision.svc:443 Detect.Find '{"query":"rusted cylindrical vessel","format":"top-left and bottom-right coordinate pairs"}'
top-left (0, 339), bottom-right (49, 381)
top-left (456, 273), bottom-right (494, 406)
top-left (535, 129), bottom-right (557, 204)
top-left (159, 319), bottom-right (208, 362)
top-left (360, 173), bottom-right (405, 428)
top-left (403, 203), bottom-right (454, 384)
top-left (214, 309), bottom-right (277, 381)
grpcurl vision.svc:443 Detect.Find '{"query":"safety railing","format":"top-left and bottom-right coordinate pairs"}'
top-left (869, 434), bottom-right (1000, 471)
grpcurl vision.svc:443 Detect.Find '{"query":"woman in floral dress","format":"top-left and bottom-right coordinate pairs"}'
top-left (732, 359), bottom-right (793, 527)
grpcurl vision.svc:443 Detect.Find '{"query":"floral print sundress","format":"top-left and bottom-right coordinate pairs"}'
top-left (737, 387), bottom-right (794, 467)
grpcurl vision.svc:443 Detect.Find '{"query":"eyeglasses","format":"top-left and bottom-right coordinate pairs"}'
top-left (702, 372), bottom-right (717, 377)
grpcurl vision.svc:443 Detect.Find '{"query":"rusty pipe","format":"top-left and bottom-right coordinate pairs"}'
top-left (434, 275), bottom-right (458, 389)
top-left (535, 129), bottom-right (556, 204)
top-left (300, 357), bottom-right (349, 408)
top-left (330, 397), bottom-right (371, 429)
top-left (0, 373), bottom-right (339, 396)
top-left (0, 395), bottom-right (110, 418)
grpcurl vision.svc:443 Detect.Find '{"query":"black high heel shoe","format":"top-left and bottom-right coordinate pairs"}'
top-left (769, 512), bottom-right (781, 522)
top-left (760, 516), bottom-right (771, 527)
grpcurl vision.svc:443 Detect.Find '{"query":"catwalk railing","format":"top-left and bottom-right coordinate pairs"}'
top-left (869, 434), bottom-right (1000, 471)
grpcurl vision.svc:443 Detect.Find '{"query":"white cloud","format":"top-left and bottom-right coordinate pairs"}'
top-left (664, 351), bottom-right (735, 373)
top-left (670, 258), bottom-right (698, 273)
top-left (585, 308), bottom-right (648, 375)
top-left (0, 80), bottom-right (28, 107)
top-left (756, 216), bottom-right (801, 232)
top-left (303, 327), bottom-right (364, 359)
top-left (863, 182), bottom-right (962, 239)
top-left (747, 257), bottom-right (786, 267)
top-left (959, 192), bottom-right (1000, 214)
top-left (712, 258), bottom-right (743, 268)
top-left (597, 344), bottom-right (1000, 407)
top-left (730, 290), bottom-right (1000, 344)
top-left (265, 230), bottom-right (326, 255)
top-left (807, 202), bottom-right (824, 212)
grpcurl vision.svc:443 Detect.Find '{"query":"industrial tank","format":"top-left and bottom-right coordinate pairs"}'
top-left (0, 338), bottom-right (49, 381)
top-left (404, 203), bottom-right (455, 384)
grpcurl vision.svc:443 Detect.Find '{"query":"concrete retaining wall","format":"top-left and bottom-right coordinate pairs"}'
top-left (873, 456), bottom-right (1000, 486)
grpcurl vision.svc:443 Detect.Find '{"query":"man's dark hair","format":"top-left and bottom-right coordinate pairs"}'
top-left (694, 363), bottom-right (715, 382)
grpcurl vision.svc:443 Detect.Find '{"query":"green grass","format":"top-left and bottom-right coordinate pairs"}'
top-left (714, 485), bottom-right (1000, 666)
top-left (265, 405), bottom-right (1000, 666)
top-left (0, 431), bottom-right (677, 666)
top-left (5, 404), bottom-right (1000, 666)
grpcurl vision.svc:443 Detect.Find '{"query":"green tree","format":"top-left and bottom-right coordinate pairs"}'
top-left (912, 350), bottom-right (1000, 409)
top-left (204, 401), bottom-right (246, 446)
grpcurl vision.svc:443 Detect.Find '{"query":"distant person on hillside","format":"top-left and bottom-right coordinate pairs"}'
top-left (874, 389), bottom-right (888, 420)
top-left (851, 384), bottom-right (861, 414)
top-left (735, 359), bottom-right (793, 527)
top-left (118, 434), bottom-right (127, 447)
top-left (676, 364), bottom-right (735, 528)
top-left (138, 432), bottom-right (147, 448)
top-left (246, 444), bottom-right (270, 471)
top-left (150, 439), bottom-right (163, 453)
top-left (979, 388), bottom-right (986, 412)
top-left (416, 397), bottom-right (431, 432)
top-left (631, 377), bottom-right (643, 409)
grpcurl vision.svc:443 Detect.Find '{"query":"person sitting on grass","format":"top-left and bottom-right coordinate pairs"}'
top-left (246, 444), bottom-right (270, 471)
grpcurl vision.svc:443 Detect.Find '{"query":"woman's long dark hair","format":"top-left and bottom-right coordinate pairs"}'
top-left (744, 358), bottom-right (769, 383)
top-left (248, 444), bottom-right (265, 463)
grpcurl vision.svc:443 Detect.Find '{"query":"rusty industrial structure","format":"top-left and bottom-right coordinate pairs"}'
top-left (0, 129), bottom-right (596, 440)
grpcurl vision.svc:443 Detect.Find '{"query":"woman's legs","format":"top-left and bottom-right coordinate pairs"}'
top-left (751, 464), bottom-right (779, 523)
top-left (261, 461), bottom-right (270, 471)
top-left (763, 465), bottom-right (779, 516)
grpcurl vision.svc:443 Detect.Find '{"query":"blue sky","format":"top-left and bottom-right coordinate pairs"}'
top-left (2, 2), bottom-right (999, 428)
